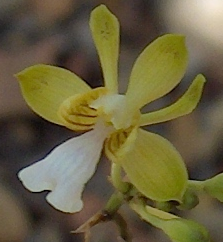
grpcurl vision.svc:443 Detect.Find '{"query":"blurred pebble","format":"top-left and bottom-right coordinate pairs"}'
top-left (0, 182), bottom-right (30, 241)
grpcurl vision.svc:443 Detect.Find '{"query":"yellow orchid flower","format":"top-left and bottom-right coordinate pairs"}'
top-left (16, 5), bottom-right (205, 213)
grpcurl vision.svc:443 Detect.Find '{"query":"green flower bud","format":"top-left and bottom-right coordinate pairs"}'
top-left (162, 218), bottom-right (210, 242)
top-left (130, 201), bottom-right (211, 242)
top-left (155, 201), bottom-right (175, 212)
top-left (177, 187), bottom-right (199, 210)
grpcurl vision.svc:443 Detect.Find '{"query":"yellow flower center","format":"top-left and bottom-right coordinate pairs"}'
top-left (58, 87), bottom-right (140, 162)
top-left (58, 87), bottom-right (107, 131)
top-left (58, 87), bottom-right (140, 132)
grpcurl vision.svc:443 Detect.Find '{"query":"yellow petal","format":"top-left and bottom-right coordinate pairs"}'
top-left (121, 128), bottom-right (188, 202)
top-left (140, 74), bottom-right (206, 126)
top-left (16, 64), bottom-right (91, 125)
top-left (90, 5), bottom-right (119, 93)
top-left (126, 34), bottom-right (188, 110)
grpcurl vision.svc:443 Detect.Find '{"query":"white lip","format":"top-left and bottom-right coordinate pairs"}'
top-left (18, 121), bottom-right (110, 213)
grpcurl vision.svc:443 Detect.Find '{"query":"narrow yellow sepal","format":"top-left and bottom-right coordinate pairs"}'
top-left (126, 34), bottom-right (188, 111)
top-left (16, 64), bottom-right (90, 125)
top-left (121, 128), bottom-right (188, 202)
top-left (140, 74), bottom-right (206, 126)
top-left (90, 5), bottom-right (119, 93)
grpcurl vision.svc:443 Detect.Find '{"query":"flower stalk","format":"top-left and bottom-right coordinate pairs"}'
top-left (110, 163), bottom-right (130, 193)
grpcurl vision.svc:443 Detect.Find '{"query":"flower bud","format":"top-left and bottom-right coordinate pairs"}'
top-left (162, 218), bottom-right (211, 242)
top-left (177, 188), bottom-right (199, 210)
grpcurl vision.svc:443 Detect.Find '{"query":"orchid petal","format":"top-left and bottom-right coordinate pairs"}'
top-left (140, 74), bottom-right (206, 126)
top-left (126, 34), bottom-right (188, 111)
top-left (121, 128), bottom-right (188, 202)
top-left (90, 5), bottom-right (119, 93)
top-left (18, 122), bottom-right (109, 213)
top-left (16, 64), bottom-right (91, 125)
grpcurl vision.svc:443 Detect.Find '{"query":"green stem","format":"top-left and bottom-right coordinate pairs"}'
top-left (111, 163), bottom-right (130, 193)
top-left (188, 180), bottom-right (205, 192)
top-left (104, 192), bottom-right (124, 215)
top-left (73, 192), bottom-right (125, 237)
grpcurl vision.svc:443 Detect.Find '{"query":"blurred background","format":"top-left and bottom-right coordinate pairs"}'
top-left (0, 0), bottom-right (223, 241)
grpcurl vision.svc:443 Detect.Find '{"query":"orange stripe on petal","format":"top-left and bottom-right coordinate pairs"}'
top-left (58, 87), bottom-right (108, 131)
